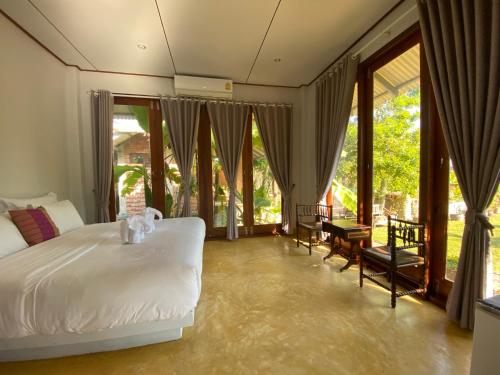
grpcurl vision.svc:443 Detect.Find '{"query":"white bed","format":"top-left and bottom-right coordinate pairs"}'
top-left (0, 217), bottom-right (205, 361)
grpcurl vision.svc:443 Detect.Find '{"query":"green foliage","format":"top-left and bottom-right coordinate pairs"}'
top-left (372, 89), bottom-right (420, 201)
top-left (114, 165), bottom-right (152, 207)
top-left (331, 180), bottom-right (357, 214)
top-left (129, 106), bottom-right (149, 133)
top-left (334, 89), bottom-right (420, 214)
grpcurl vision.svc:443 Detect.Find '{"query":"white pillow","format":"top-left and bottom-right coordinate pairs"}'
top-left (42, 200), bottom-right (84, 234)
top-left (0, 192), bottom-right (57, 210)
top-left (0, 215), bottom-right (28, 258)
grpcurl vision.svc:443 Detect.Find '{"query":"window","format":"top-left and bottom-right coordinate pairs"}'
top-left (445, 161), bottom-right (465, 281)
top-left (332, 83), bottom-right (358, 219)
top-left (110, 101), bottom-right (282, 237)
top-left (211, 130), bottom-right (244, 228)
top-left (162, 120), bottom-right (198, 218)
top-left (371, 44), bottom-right (421, 246)
top-left (252, 115), bottom-right (281, 224)
top-left (490, 190), bottom-right (500, 295)
top-left (112, 104), bottom-right (152, 219)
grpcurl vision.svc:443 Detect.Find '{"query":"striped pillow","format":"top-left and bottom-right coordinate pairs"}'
top-left (9, 208), bottom-right (59, 246)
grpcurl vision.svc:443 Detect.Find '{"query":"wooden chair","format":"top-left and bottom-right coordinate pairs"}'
top-left (296, 204), bottom-right (332, 255)
top-left (359, 216), bottom-right (426, 308)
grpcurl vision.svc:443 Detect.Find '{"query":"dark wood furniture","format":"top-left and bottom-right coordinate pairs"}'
top-left (296, 204), bottom-right (332, 255)
top-left (360, 216), bottom-right (426, 308)
top-left (321, 220), bottom-right (371, 271)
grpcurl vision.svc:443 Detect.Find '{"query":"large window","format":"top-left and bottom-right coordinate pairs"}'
top-left (211, 130), bottom-right (244, 227)
top-left (445, 161), bottom-right (464, 281)
top-left (161, 120), bottom-right (198, 218)
top-left (446, 164), bottom-right (499, 295)
top-left (252, 115), bottom-right (281, 225)
top-left (112, 104), bottom-right (152, 219)
top-left (110, 101), bottom-right (284, 238)
top-left (371, 45), bottom-right (421, 245)
top-left (354, 24), bottom-right (500, 303)
top-left (332, 84), bottom-right (358, 219)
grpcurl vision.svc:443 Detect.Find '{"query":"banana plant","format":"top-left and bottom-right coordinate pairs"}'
top-left (331, 179), bottom-right (357, 215)
top-left (114, 165), bottom-right (153, 207)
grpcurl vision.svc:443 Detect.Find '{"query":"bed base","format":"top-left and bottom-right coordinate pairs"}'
top-left (0, 310), bottom-right (194, 362)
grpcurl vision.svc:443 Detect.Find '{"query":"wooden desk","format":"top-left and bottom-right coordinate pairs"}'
top-left (322, 220), bottom-right (371, 272)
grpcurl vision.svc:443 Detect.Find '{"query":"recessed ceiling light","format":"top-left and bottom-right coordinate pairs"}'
top-left (273, 57), bottom-right (282, 63)
top-left (137, 43), bottom-right (147, 50)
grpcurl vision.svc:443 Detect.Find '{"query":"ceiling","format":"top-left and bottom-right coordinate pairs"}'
top-left (0, 0), bottom-right (400, 87)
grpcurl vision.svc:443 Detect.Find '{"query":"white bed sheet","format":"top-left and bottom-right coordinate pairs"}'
top-left (0, 217), bottom-right (205, 339)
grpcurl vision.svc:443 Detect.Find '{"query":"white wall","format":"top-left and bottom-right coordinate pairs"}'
top-left (0, 14), bottom-right (69, 200)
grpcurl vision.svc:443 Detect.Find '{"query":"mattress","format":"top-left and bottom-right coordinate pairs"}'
top-left (0, 217), bottom-right (205, 339)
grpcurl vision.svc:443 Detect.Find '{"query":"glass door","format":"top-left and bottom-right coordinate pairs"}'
top-left (371, 44), bottom-right (421, 246)
top-left (111, 98), bottom-right (164, 219)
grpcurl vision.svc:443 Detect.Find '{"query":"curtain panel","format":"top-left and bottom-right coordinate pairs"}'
top-left (207, 101), bottom-right (250, 240)
top-left (315, 54), bottom-right (359, 202)
top-left (253, 104), bottom-right (294, 233)
top-left (90, 90), bottom-right (114, 223)
top-left (418, 0), bottom-right (500, 329)
top-left (160, 98), bottom-right (201, 217)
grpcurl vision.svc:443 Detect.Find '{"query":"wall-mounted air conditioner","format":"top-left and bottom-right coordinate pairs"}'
top-left (174, 75), bottom-right (233, 99)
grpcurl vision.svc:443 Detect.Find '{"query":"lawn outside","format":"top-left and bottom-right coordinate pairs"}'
top-left (371, 213), bottom-right (500, 292)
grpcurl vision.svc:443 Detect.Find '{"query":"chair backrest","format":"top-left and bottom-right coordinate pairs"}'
top-left (387, 216), bottom-right (425, 254)
top-left (296, 204), bottom-right (332, 222)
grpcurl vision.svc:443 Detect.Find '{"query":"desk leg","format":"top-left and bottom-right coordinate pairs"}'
top-left (323, 234), bottom-right (337, 261)
top-left (339, 240), bottom-right (360, 272)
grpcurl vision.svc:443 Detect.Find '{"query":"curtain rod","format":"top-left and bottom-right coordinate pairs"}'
top-left (87, 91), bottom-right (292, 107)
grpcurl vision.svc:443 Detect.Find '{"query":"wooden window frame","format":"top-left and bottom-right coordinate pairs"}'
top-left (196, 105), bottom-right (283, 239)
top-left (110, 97), bottom-right (164, 221)
top-left (357, 23), bottom-right (452, 305)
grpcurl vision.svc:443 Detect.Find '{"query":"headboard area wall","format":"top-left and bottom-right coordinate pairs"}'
top-left (0, 14), bottom-right (69, 202)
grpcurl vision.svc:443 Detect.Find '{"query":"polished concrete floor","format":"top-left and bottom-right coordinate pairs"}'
top-left (1, 236), bottom-right (472, 375)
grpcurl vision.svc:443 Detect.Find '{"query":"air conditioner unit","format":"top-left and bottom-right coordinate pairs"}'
top-left (174, 75), bottom-right (233, 99)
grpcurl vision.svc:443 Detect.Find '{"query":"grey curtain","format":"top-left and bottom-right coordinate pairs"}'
top-left (207, 101), bottom-right (250, 240)
top-left (315, 54), bottom-right (359, 202)
top-left (91, 90), bottom-right (114, 223)
top-left (253, 104), bottom-right (293, 233)
top-left (418, 0), bottom-right (500, 329)
top-left (160, 98), bottom-right (201, 217)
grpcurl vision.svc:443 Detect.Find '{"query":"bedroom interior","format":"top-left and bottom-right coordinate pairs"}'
top-left (0, 0), bottom-right (498, 374)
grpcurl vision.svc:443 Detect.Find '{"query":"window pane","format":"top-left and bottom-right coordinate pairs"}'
top-left (446, 161), bottom-right (465, 281)
top-left (332, 83), bottom-right (358, 219)
top-left (212, 130), bottom-right (243, 227)
top-left (371, 45), bottom-right (421, 245)
top-left (162, 120), bottom-right (198, 218)
top-left (491, 190), bottom-right (500, 295)
top-left (112, 105), bottom-right (151, 219)
top-left (252, 116), bottom-right (282, 224)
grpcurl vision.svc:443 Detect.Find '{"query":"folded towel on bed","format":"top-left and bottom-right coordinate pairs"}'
top-left (143, 207), bottom-right (163, 233)
top-left (120, 208), bottom-right (163, 244)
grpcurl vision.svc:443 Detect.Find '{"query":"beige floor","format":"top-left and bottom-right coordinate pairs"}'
top-left (1, 236), bottom-right (472, 375)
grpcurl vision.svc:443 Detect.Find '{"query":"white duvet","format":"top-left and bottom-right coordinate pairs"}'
top-left (0, 217), bottom-right (205, 339)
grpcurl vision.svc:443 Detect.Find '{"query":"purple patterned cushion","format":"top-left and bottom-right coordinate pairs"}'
top-left (9, 208), bottom-right (59, 246)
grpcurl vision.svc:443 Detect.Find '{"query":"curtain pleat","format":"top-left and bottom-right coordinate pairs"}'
top-left (418, 0), bottom-right (500, 329)
top-left (91, 90), bottom-right (114, 223)
top-left (253, 104), bottom-right (293, 233)
top-left (207, 101), bottom-right (250, 240)
top-left (315, 54), bottom-right (359, 202)
top-left (160, 98), bottom-right (201, 217)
